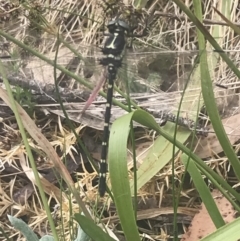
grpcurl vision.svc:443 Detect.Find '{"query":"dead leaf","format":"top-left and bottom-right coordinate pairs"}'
top-left (181, 189), bottom-right (236, 241)
top-left (194, 114), bottom-right (240, 158)
top-left (101, 207), bottom-right (198, 223)
top-left (18, 153), bottom-right (66, 204)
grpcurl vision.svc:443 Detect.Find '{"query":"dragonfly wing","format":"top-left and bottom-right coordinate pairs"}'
top-left (3, 38), bottom-right (239, 122)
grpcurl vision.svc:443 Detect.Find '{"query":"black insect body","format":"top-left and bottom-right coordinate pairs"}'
top-left (98, 19), bottom-right (130, 197)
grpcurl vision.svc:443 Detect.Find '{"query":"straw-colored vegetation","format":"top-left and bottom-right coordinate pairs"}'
top-left (0, 0), bottom-right (240, 240)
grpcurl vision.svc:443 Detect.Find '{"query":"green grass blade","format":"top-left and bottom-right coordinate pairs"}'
top-left (214, 7), bottom-right (240, 34)
top-left (133, 0), bottom-right (148, 8)
top-left (74, 214), bottom-right (116, 241)
top-left (130, 110), bottom-right (240, 202)
top-left (108, 109), bottom-right (239, 240)
top-left (199, 50), bottom-right (240, 179)
top-left (129, 122), bottom-right (189, 193)
top-left (173, 0), bottom-right (240, 79)
top-left (8, 215), bottom-right (39, 241)
top-left (0, 61), bottom-right (59, 240)
top-left (109, 112), bottom-right (141, 241)
top-left (181, 155), bottom-right (225, 228)
top-left (195, 163), bottom-right (240, 212)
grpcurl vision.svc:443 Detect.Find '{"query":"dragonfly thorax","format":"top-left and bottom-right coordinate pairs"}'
top-left (100, 19), bottom-right (128, 69)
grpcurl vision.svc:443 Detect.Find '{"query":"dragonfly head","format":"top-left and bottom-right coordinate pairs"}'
top-left (107, 19), bottom-right (130, 34)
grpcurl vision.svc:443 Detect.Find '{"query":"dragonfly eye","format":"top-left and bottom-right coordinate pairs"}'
top-left (117, 20), bottom-right (130, 31)
top-left (107, 19), bottom-right (130, 34)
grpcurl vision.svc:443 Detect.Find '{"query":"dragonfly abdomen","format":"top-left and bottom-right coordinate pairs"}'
top-left (98, 19), bottom-right (129, 197)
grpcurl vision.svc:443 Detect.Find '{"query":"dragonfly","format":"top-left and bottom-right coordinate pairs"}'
top-left (94, 18), bottom-right (133, 197)
top-left (0, 16), bottom-right (240, 197)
